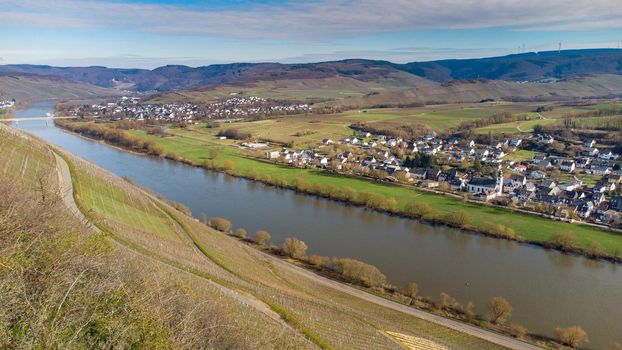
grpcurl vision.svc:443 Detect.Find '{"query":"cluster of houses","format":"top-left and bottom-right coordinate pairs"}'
top-left (66, 96), bottom-right (311, 121)
top-left (0, 99), bottom-right (15, 109)
top-left (209, 96), bottom-right (311, 117)
top-left (263, 131), bottom-right (622, 226)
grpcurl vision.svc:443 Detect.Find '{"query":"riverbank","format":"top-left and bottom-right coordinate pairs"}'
top-left (55, 119), bottom-right (622, 264)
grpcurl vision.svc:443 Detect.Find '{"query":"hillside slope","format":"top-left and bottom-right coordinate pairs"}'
top-left (3, 49), bottom-right (622, 92)
top-left (0, 73), bottom-right (121, 102)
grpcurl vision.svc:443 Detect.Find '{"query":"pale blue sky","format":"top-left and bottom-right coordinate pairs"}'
top-left (1, 0), bottom-right (622, 68)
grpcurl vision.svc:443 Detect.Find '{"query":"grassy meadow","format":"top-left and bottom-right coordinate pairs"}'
top-left (117, 125), bottom-right (622, 256)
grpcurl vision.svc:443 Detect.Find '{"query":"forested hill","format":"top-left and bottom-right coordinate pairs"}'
top-left (2, 49), bottom-right (622, 93)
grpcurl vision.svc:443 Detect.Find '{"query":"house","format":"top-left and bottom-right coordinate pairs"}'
top-left (322, 138), bottom-right (334, 145)
top-left (509, 138), bottom-right (522, 147)
top-left (584, 148), bottom-right (599, 157)
top-left (594, 181), bottom-right (615, 194)
top-left (610, 196), bottom-right (622, 212)
top-left (509, 174), bottom-right (527, 188)
top-left (536, 134), bottom-right (554, 144)
top-left (576, 157), bottom-right (592, 169)
top-left (512, 187), bottom-right (535, 201)
top-left (540, 179), bottom-right (557, 189)
top-left (511, 163), bottom-right (527, 172)
top-left (424, 168), bottom-right (442, 181)
top-left (493, 150), bottom-right (506, 159)
top-left (529, 170), bottom-right (546, 179)
top-left (558, 182), bottom-right (579, 191)
top-left (265, 151), bottom-right (280, 159)
top-left (599, 151), bottom-right (619, 160)
top-left (560, 160), bottom-right (576, 173)
top-left (578, 201), bottom-right (595, 219)
top-left (410, 168), bottom-right (427, 180)
top-left (450, 178), bottom-right (467, 191)
top-left (607, 174), bottom-right (622, 184)
top-left (583, 139), bottom-right (596, 148)
top-left (586, 165), bottom-right (612, 176)
top-left (467, 174), bottom-right (503, 197)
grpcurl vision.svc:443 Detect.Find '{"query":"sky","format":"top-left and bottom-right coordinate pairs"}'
top-left (1, 0), bottom-right (622, 68)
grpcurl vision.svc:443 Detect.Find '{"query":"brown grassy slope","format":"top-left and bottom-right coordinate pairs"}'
top-left (145, 73), bottom-right (622, 108)
top-left (0, 74), bottom-right (121, 102)
top-left (0, 127), bottom-right (314, 349)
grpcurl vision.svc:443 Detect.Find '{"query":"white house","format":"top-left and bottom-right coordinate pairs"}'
top-left (467, 172), bottom-right (503, 198)
top-left (583, 139), bottom-right (596, 148)
top-left (560, 160), bottom-right (576, 172)
top-left (599, 151), bottom-right (619, 160)
top-left (265, 151), bottom-right (280, 159)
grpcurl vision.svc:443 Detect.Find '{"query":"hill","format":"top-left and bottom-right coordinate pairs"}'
top-left (3, 49), bottom-right (622, 93)
top-left (0, 73), bottom-right (121, 102)
top-left (3, 49), bottom-right (622, 107)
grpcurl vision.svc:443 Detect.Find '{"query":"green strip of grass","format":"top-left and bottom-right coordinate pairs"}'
top-left (125, 127), bottom-right (622, 257)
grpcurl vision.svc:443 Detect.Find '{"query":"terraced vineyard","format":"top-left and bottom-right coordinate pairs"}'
top-left (0, 125), bottom-right (58, 190)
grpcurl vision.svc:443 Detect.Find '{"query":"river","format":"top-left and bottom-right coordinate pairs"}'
top-left (10, 100), bottom-right (622, 348)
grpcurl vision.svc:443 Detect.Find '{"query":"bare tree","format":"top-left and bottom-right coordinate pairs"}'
top-left (487, 296), bottom-right (512, 324)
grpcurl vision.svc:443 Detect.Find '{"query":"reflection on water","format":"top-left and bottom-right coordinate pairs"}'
top-left (12, 106), bottom-right (622, 348)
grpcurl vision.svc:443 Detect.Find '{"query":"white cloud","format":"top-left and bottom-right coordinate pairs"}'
top-left (2, 0), bottom-right (622, 39)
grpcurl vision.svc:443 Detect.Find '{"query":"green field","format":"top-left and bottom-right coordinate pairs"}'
top-left (120, 125), bottom-right (622, 256)
top-left (503, 150), bottom-right (539, 162)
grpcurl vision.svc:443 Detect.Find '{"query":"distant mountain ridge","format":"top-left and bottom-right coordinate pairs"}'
top-left (2, 49), bottom-right (622, 93)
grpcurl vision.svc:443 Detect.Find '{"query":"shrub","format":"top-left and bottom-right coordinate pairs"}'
top-left (555, 326), bottom-right (588, 348)
top-left (307, 255), bottom-right (329, 267)
top-left (550, 232), bottom-right (577, 249)
top-left (331, 258), bottom-right (386, 287)
top-left (282, 238), bottom-right (308, 259)
top-left (386, 197), bottom-right (398, 212)
top-left (234, 228), bottom-right (247, 239)
top-left (404, 282), bottom-right (418, 299)
top-left (255, 230), bottom-right (271, 246)
top-left (438, 292), bottom-right (460, 310)
top-left (585, 242), bottom-right (605, 257)
top-left (487, 296), bottom-right (512, 325)
top-left (444, 210), bottom-right (473, 228)
top-left (223, 160), bottom-right (235, 171)
top-left (510, 324), bottom-right (528, 339)
top-left (209, 217), bottom-right (232, 232)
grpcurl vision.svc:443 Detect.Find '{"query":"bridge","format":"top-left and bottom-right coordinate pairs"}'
top-left (1, 116), bottom-right (75, 122)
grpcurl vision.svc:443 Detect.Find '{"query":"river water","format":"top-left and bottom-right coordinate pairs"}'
top-left (10, 101), bottom-right (622, 348)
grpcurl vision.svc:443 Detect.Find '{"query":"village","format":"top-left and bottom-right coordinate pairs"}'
top-left (61, 95), bottom-right (312, 121)
top-left (257, 128), bottom-right (622, 228)
top-left (0, 99), bottom-right (15, 109)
